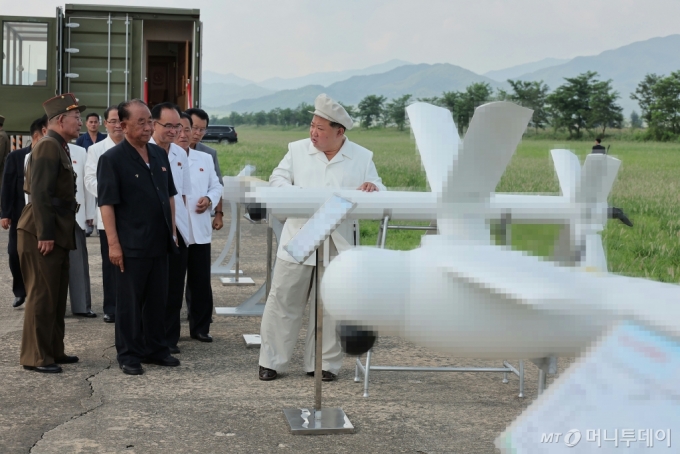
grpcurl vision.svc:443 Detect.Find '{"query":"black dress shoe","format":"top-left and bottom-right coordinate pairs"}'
top-left (169, 346), bottom-right (180, 354)
top-left (259, 366), bottom-right (277, 381)
top-left (190, 333), bottom-right (213, 343)
top-left (103, 314), bottom-right (115, 323)
top-left (74, 310), bottom-right (97, 318)
top-left (55, 355), bottom-right (79, 364)
top-left (142, 356), bottom-right (180, 367)
top-left (306, 370), bottom-right (337, 382)
top-left (12, 296), bottom-right (25, 308)
top-left (23, 364), bottom-right (62, 373)
top-left (120, 364), bottom-right (144, 375)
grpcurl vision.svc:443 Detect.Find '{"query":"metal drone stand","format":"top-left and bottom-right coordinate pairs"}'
top-left (354, 213), bottom-right (526, 398)
top-left (282, 195), bottom-right (356, 435)
top-left (218, 203), bottom-right (255, 286)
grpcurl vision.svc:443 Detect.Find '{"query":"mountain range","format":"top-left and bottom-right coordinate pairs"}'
top-left (201, 34), bottom-right (680, 115)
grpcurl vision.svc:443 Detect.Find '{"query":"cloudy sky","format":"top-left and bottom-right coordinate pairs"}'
top-left (5, 0), bottom-right (680, 81)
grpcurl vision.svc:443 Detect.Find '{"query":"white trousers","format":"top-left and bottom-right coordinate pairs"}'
top-left (259, 254), bottom-right (343, 374)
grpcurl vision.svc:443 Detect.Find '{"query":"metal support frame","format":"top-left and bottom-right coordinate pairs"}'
top-left (214, 214), bottom-right (280, 317)
top-left (354, 354), bottom-right (525, 399)
top-left (361, 214), bottom-right (526, 398)
top-left (283, 197), bottom-right (355, 435)
top-left (220, 203), bottom-right (255, 285)
top-left (531, 356), bottom-right (557, 395)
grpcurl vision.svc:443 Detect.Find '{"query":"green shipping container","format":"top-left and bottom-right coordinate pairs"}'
top-left (1, 4), bottom-right (202, 135)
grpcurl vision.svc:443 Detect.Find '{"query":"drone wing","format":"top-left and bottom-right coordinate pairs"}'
top-left (406, 102), bottom-right (460, 194)
top-left (440, 243), bottom-right (601, 313)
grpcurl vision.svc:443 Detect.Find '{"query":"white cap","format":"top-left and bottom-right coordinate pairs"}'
top-left (309, 93), bottom-right (353, 130)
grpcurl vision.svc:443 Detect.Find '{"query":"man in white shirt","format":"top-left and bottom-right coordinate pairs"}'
top-left (167, 113), bottom-right (222, 348)
top-left (67, 143), bottom-right (97, 316)
top-left (150, 103), bottom-right (192, 354)
top-left (84, 106), bottom-right (124, 323)
top-left (259, 94), bottom-right (385, 382)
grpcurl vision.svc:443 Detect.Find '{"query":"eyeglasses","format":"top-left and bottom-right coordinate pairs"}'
top-left (106, 119), bottom-right (120, 125)
top-left (155, 121), bottom-right (182, 131)
top-left (191, 126), bottom-right (207, 134)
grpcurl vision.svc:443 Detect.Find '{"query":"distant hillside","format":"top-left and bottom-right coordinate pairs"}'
top-left (258, 59), bottom-right (412, 91)
top-left (225, 63), bottom-right (503, 112)
top-left (484, 58), bottom-right (570, 82)
top-left (202, 70), bottom-right (253, 86)
top-left (201, 83), bottom-right (274, 108)
top-left (517, 34), bottom-right (680, 114)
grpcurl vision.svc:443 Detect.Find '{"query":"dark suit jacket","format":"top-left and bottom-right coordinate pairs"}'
top-left (97, 139), bottom-right (178, 258)
top-left (17, 130), bottom-right (77, 250)
top-left (0, 146), bottom-right (31, 223)
top-left (591, 144), bottom-right (606, 154)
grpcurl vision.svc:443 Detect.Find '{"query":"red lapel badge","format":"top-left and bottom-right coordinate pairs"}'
top-left (199, 168), bottom-right (204, 172)
top-left (162, 167), bottom-right (167, 172)
top-left (73, 160), bottom-right (77, 164)
top-left (177, 162), bottom-right (182, 166)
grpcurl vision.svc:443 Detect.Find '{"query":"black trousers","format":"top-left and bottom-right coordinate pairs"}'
top-left (99, 229), bottom-right (117, 315)
top-left (115, 255), bottom-right (170, 366)
top-left (186, 242), bottom-right (213, 336)
top-left (165, 236), bottom-right (188, 348)
top-left (8, 224), bottom-right (26, 298)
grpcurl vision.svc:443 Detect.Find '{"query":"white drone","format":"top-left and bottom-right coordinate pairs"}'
top-left (317, 102), bottom-right (680, 359)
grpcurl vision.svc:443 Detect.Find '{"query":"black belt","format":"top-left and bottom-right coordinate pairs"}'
top-left (51, 197), bottom-right (79, 213)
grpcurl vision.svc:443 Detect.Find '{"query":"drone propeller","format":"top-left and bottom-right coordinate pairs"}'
top-left (551, 150), bottom-right (621, 270)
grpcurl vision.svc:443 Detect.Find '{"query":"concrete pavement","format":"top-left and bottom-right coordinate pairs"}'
top-left (0, 212), bottom-right (562, 453)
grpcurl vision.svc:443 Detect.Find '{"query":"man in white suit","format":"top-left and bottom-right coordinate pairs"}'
top-left (150, 103), bottom-right (191, 354)
top-left (258, 94), bottom-right (385, 382)
top-left (67, 143), bottom-right (97, 316)
top-left (168, 113), bottom-right (222, 347)
top-left (84, 105), bottom-right (124, 323)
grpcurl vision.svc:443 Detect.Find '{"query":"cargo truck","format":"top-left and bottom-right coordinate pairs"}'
top-left (1, 4), bottom-right (202, 136)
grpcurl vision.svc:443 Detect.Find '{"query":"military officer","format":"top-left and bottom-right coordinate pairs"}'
top-left (18, 94), bottom-right (84, 373)
top-left (258, 94), bottom-right (385, 381)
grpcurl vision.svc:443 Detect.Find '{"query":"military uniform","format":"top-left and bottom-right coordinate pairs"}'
top-left (18, 129), bottom-right (77, 367)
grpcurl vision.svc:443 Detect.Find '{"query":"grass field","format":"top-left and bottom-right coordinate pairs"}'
top-left (215, 126), bottom-right (680, 283)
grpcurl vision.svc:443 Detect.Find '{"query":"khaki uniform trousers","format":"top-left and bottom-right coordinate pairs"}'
top-left (259, 244), bottom-right (343, 374)
top-left (18, 230), bottom-right (70, 367)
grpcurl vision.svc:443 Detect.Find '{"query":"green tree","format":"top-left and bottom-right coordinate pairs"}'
top-left (506, 80), bottom-right (551, 132)
top-left (630, 110), bottom-right (642, 129)
top-left (357, 95), bottom-right (387, 128)
top-left (295, 102), bottom-right (314, 126)
top-left (546, 71), bottom-right (599, 138)
top-left (589, 80), bottom-right (624, 136)
top-left (416, 96), bottom-right (441, 105)
top-left (254, 111), bottom-right (267, 127)
top-left (339, 102), bottom-right (358, 121)
top-left (456, 82), bottom-right (493, 133)
top-left (279, 108), bottom-right (295, 127)
top-left (630, 73), bottom-right (662, 126)
top-left (227, 111), bottom-right (243, 126)
top-left (266, 108), bottom-right (281, 126)
top-left (384, 94), bottom-right (413, 131)
top-left (631, 72), bottom-right (680, 140)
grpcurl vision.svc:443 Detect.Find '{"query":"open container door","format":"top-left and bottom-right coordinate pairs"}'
top-left (0, 14), bottom-right (57, 134)
top-left (190, 19), bottom-right (202, 109)
top-left (63, 10), bottom-right (137, 116)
